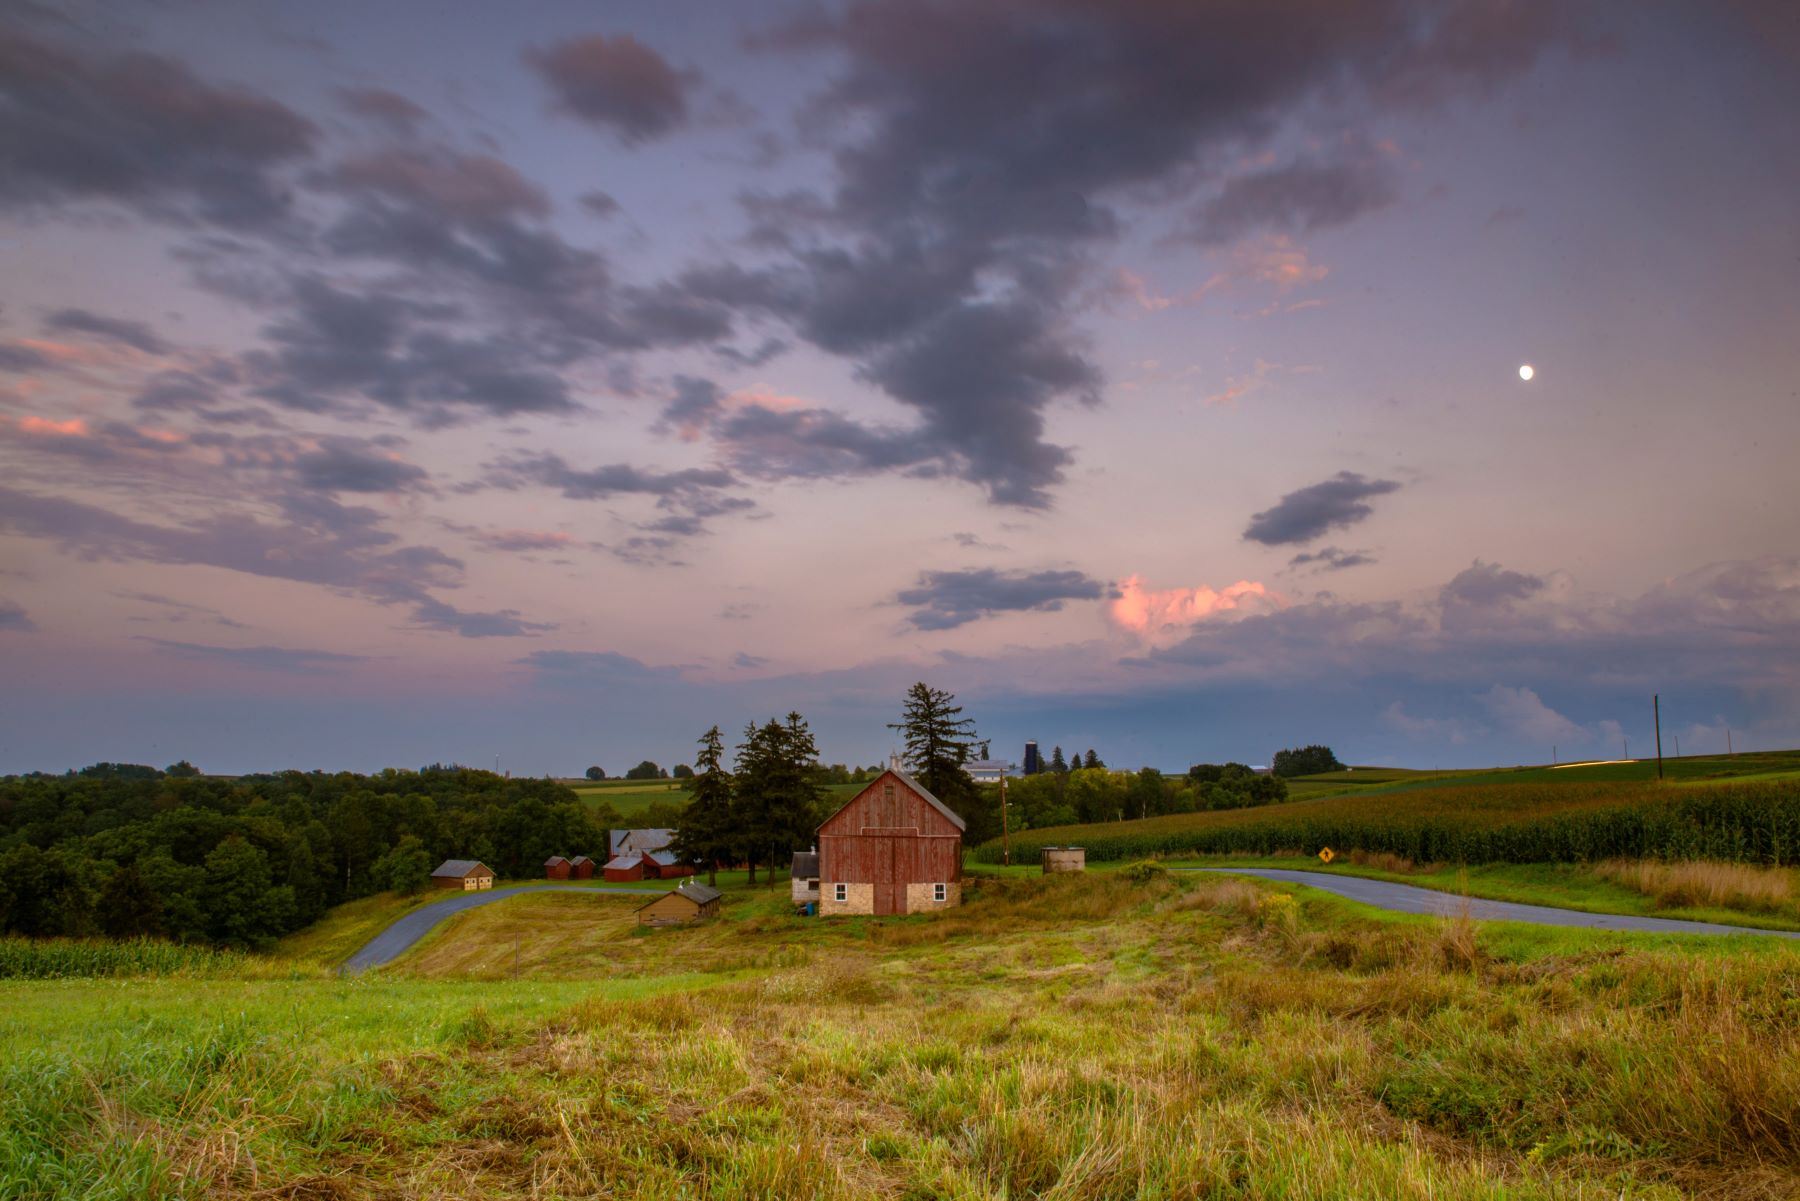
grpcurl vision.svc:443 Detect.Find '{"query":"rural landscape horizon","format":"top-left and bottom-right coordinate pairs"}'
top-left (6, 2), bottom-right (1800, 1199)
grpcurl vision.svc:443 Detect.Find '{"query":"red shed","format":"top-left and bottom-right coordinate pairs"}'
top-left (544, 855), bottom-right (571, 880)
top-left (603, 852), bottom-right (647, 882)
top-left (817, 766), bottom-right (964, 916)
top-left (568, 855), bottom-right (595, 879)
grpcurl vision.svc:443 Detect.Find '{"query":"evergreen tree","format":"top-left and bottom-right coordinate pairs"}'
top-left (1084, 749), bottom-right (1101, 770)
top-left (672, 725), bottom-right (735, 886)
top-left (1050, 746), bottom-right (1068, 773)
top-left (734, 713), bottom-right (825, 886)
top-left (889, 683), bottom-right (999, 841)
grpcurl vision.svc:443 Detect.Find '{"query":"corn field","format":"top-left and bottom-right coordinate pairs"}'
top-left (976, 780), bottom-right (1800, 866)
top-left (0, 937), bottom-right (248, 979)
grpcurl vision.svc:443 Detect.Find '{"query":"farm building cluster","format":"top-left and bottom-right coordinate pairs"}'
top-left (434, 765), bottom-right (974, 922)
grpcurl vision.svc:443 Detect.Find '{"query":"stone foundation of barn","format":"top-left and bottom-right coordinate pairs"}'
top-left (905, 881), bottom-right (961, 911)
top-left (819, 882), bottom-right (875, 916)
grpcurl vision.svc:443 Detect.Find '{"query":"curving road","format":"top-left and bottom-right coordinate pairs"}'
top-left (339, 884), bottom-right (665, 974)
top-left (1192, 868), bottom-right (1800, 939)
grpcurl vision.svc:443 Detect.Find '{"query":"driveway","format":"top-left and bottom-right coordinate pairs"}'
top-left (1191, 868), bottom-right (1800, 939)
top-left (340, 884), bottom-right (666, 974)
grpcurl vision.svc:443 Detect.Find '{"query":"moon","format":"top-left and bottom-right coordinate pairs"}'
top-left (1518, 364), bottom-right (1536, 381)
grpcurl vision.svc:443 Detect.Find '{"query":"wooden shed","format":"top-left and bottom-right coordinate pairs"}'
top-left (636, 880), bottom-right (722, 926)
top-left (568, 855), bottom-right (595, 879)
top-left (1041, 846), bottom-right (1086, 874)
top-left (643, 851), bottom-right (695, 879)
top-left (817, 767), bottom-right (964, 916)
top-left (790, 848), bottom-right (820, 909)
top-left (544, 855), bottom-right (571, 880)
top-left (431, 859), bottom-right (495, 891)
top-left (603, 853), bottom-right (647, 882)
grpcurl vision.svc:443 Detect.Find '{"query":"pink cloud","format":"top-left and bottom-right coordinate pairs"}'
top-left (18, 415), bottom-right (89, 437)
top-left (1110, 574), bottom-right (1283, 644)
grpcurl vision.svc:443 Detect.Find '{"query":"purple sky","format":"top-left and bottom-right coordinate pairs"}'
top-left (2, 0), bottom-right (1797, 775)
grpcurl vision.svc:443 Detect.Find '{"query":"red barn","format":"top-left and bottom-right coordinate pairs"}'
top-left (817, 766), bottom-right (965, 916)
top-left (544, 856), bottom-right (571, 880)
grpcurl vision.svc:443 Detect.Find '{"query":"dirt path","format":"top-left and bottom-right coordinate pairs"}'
top-left (1192, 867), bottom-right (1800, 939)
top-left (340, 884), bottom-right (666, 973)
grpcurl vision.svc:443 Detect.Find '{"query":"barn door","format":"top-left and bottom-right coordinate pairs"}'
top-left (874, 881), bottom-right (901, 915)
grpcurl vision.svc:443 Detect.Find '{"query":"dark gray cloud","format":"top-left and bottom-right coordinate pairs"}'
top-left (293, 437), bottom-right (429, 493)
top-left (897, 567), bottom-right (1108, 630)
top-left (733, 651), bottom-right (769, 668)
top-left (676, 0), bottom-right (1571, 509)
top-left (329, 147), bottom-right (550, 223)
top-left (1441, 561), bottom-right (1547, 607)
top-left (491, 452), bottom-right (735, 501)
top-left (527, 34), bottom-right (694, 144)
top-left (1288, 546), bottom-right (1376, 572)
top-left (1243, 471), bottom-right (1401, 545)
top-left (515, 649), bottom-right (678, 681)
top-left (0, 484), bottom-right (551, 638)
top-left (44, 308), bottom-right (168, 354)
top-left (247, 277), bottom-right (575, 420)
top-left (1188, 152), bottom-right (1400, 246)
top-left (110, 589), bottom-right (249, 629)
top-left (578, 190), bottom-right (620, 218)
top-left (0, 343), bottom-right (52, 372)
top-left (658, 375), bottom-right (724, 433)
top-left (0, 599), bottom-right (34, 632)
top-left (0, 27), bottom-right (317, 227)
top-left (141, 638), bottom-right (364, 672)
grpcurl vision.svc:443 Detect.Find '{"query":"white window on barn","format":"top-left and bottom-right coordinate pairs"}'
top-left (834, 883), bottom-right (848, 902)
top-left (933, 883), bottom-right (947, 902)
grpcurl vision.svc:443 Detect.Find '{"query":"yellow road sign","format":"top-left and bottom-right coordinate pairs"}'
top-left (1318, 847), bottom-right (1335, 864)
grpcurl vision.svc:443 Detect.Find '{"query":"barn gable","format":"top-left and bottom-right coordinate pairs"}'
top-left (817, 768), bottom-right (966, 838)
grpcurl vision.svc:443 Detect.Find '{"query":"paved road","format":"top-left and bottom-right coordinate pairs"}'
top-left (340, 884), bottom-right (666, 974)
top-left (1192, 868), bottom-right (1800, 939)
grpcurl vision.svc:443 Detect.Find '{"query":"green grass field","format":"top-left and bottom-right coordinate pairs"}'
top-left (11, 872), bottom-right (1800, 1198)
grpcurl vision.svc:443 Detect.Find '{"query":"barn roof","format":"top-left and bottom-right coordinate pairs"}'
top-left (610, 828), bottom-right (676, 855)
top-left (817, 768), bottom-right (966, 834)
top-left (646, 850), bottom-right (679, 866)
top-left (791, 850), bottom-right (819, 879)
top-left (604, 854), bottom-right (642, 871)
top-left (544, 855), bottom-right (570, 866)
top-left (569, 855), bottom-right (593, 866)
top-left (431, 859), bottom-right (490, 878)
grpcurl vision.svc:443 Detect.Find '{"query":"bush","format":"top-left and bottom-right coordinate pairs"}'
top-left (1120, 860), bottom-right (1168, 883)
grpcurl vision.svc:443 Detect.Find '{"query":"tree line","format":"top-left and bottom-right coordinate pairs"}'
top-left (0, 766), bottom-right (620, 948)
top-left (997, 762), bottom-right (1288, 829)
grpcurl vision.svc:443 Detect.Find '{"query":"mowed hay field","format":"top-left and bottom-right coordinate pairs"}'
top-left (9, 874), bottom-right (1800, 1199)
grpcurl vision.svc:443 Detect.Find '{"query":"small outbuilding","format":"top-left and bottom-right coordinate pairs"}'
top-left (568, 854), bottom-right (595, 879)
top-left (1041, 846), bottom-right (1086, 874)
top-left (431, 859), bottom-right (495, 890)
top-left (636, 879), bottom-right (722, 926)
top-left (790, 848), bottom-right (820, 909)
top-left (644, 850), bottom-right (695, 879)
top-left (603, 854), bottom-right (647, 882)
top-left (544, 855), bottom-right (572, 880)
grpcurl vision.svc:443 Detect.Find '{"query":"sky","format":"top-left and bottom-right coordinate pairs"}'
top-left (1, 0), bottom-right (1797, 776)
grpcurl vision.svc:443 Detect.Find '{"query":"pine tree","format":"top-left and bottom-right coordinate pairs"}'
top-left (671, 725), bottom-right (734, 886)
top-left (1050, 745), bottom-right (1068, 773)
top-left (1084, 749), bottom-right (1101, 770)
top-left (889, 683), bottom-right (999, 840)
top-left (734, 713), bottom-right (826, 886)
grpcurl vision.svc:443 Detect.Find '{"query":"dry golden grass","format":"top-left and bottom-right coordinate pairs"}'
top-left (1595, 858), bottom-right (1797, 915)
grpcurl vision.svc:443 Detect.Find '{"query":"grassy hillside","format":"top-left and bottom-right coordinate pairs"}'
top-left (9, 873), bottom-right (1800, 1198)
top-left (980, 754), bottom-right (1800, 866)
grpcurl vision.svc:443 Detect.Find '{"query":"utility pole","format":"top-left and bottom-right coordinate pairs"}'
top-left (1674, 734), bottom-right (1680, 758)
top-left (1000, 775), bottom-right (1012, 867)
top-left (1653, 694), bottom-right (1663, 781)
top-left (1552, 744), bottom-right (1557, 765)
